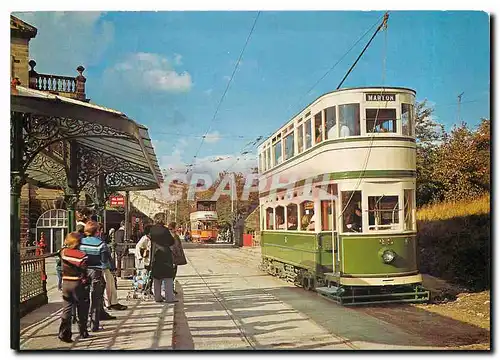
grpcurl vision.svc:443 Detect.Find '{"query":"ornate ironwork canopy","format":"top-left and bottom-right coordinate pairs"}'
top-left (11, 86), bottom-right (163, 192)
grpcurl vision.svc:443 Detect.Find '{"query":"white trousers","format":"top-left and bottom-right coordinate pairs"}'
top-left (153, 278), bottom-right (174, 302)
top-left (103, 268), bottom-right (118, 307)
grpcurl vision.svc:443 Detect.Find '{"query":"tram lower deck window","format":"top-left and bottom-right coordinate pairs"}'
top-left (368, 195), bottom-right (400, 231)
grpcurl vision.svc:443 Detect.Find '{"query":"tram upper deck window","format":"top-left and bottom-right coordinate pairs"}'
top-left (297, 124), bottom-right (304, 153)
top-left (401, 103), bottom-right (415, 136)
top-left (324, 106), bottom-right (336, 139)
top-left (368, 195), bottom-right (400, 231)
top-left (366, 109), bottom-right (397, 133)
top-left (342, 191), bottom-right (362, 232)
top-left (305, 118), bottom-right (312, 149)
top-left (314, 112), bottom-right (323, 144)
top-left (339, 104), bottom-right (360, 137)
top-left (273, 138), bottom-right (282, 166)
top-left (284, 132), bottom-right (294, 160)
top-left (266, 147), bottom-right (271, 170)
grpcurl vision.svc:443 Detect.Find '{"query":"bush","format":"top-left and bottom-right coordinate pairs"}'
top-left (417, 196), bottom-right (490, 291)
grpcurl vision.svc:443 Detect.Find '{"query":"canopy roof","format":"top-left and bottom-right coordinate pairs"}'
top-left (12, 86), bottom-right (163, 192)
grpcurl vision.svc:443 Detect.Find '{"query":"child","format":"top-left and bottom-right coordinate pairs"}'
top-left (58, 232), bottom-right (90, 343)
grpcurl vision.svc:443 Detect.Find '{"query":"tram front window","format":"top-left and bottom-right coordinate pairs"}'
top-left (366, 109), bottom-right (397, 133)
top-left (342, 191), bottom-right (362, 232)
top-left (368, 195), bottom-right (400, 231)
top-left (339, 103), bottom-right (360, 137)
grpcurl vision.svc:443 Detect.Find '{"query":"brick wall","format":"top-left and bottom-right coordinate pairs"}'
top-left (11, 37), bottom-right (30, 86)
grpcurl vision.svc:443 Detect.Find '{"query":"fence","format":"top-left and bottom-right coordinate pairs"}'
top-left (20, 252), bottom-right (55, 317)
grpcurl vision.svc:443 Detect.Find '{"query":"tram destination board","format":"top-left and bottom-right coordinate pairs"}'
top-left (365, 93), bottom-right (396, 101)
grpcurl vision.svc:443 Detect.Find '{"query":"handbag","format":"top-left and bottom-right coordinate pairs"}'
top-left (170, 235), bottom-right (187, 266)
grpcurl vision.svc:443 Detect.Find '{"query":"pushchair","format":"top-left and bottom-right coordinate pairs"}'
top-left (126, 268), bottom-right (154, 301)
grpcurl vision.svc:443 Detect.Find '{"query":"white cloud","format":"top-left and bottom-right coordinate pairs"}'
top-left (204, 88), bottom-right (213, 96)
top-left (204, 131), bottom-right (221, 144)
top-left (14, 12), bottom-right (114, 76)
top-left (111, 52), bottom-right (192, 93)
top-left (223, 75), bottom-right (231, 81)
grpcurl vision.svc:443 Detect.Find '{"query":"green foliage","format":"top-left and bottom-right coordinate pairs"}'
top-left (415, 100), bottom-right (490, 206)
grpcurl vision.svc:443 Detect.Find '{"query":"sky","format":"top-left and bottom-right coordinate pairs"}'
top-left (14, 11), bottom-right (490, 179)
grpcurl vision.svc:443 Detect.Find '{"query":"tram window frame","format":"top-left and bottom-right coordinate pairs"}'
top-left (297, 124), bottom-right (304, 153)
top-left (266, 207), bottom-right (274, 230)
top-left (401, 103), bottom-right (414, 136)
top-left (403, 189), bottom-right (416, 231)
top-left (314, 112), bottom-right (323, 144)
top-left (266, 147), bottom-right (271, 170)
top-left (300, 201), bottom-right (315, 231)
top-left (305, 118), bottom-right (312, 149)
top-left (324, 106), bottom-right (337, 139)
top-left (367, 195), bottom-right (400, 231)
top-left (341, 191), bottom-right (362, 233)
top-left (273, 139), bottom-right (282, 166)
top-left (275, 206), bottom-right (285, 230)
top-left (339, 103), bottom-right (361, 137)
top-left (321, 200), bottom-right (336, 231)
top-left (284, 131), bottom-right (295, 160)
top-left (259, 153), bottom-right (263, 172)
top-left (366, 108), bottom-right (397, 133)
top-left (286, 204), bottom-right (298, 230)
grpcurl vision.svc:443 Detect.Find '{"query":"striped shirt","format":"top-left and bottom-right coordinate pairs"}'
top-left (61, 248), bottom-right (88, 281)
top-left (79, 236), bottom-right (111, 270)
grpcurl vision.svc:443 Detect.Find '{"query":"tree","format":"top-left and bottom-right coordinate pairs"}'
top-left (415, 100), bottom-right (446, 206)
top-left (432, 119), bottom-right (490, 202)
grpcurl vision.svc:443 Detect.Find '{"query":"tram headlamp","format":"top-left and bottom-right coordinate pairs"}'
top-left (382, 249), bottom-right (396, 264)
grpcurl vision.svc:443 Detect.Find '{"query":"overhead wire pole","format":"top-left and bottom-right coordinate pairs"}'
top-left (337, 12), bottom-right (389, 89)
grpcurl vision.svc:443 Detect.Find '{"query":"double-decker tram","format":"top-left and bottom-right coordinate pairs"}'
top-left (257, 86), bottom-right (430, 305)
top-left (190, 200), bottom-right (218, 243)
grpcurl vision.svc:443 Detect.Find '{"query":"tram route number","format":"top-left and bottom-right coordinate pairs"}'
top-left (379, 238), bottom-right (394, 245)
top-left (365, 93), bottom-right (396, 102)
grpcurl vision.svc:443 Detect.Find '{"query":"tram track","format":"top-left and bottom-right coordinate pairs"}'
top-left (182, 248), bottom-right (358, 350)
top-left (184, 255), bottom-right (257, 349)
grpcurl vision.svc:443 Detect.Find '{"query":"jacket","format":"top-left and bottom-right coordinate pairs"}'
top-left (79, 236), bottom-right (112, 270)
top-left (149, 224), bottom-right (175, 279)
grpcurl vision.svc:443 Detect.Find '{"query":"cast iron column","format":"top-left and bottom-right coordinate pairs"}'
top-left (66, 141), bottom-right (79, 232)
top-left (11, 111), bottom-right (24, 350)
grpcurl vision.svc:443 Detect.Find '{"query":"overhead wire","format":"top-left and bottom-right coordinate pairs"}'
top-left (216, 12), bottom-right (388, 178)
top-left (187, 11), bottom-right (261, 174)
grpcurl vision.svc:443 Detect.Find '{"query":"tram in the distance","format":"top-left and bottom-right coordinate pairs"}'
top-left (190, 200), bottom-right (218, 243)
top-left (257, 86), bottom-right (429, 305)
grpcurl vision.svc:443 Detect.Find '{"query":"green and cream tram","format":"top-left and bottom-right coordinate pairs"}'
top-left (257, 86), bottom-right (429, 305)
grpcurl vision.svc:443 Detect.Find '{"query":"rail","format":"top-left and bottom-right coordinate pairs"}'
top-left (19, 252), bottom-right (57, 317)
